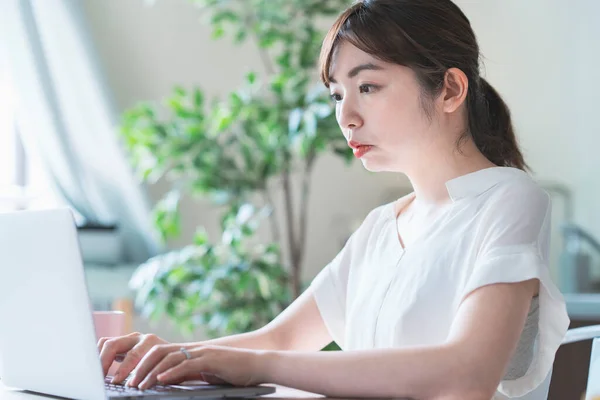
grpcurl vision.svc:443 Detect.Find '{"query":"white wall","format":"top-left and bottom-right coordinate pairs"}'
top-left (82, 0), bottom-right (599, 339)
top-left (454, 0), bottom-right (599, 276)
top-left (571, 1), bottom-right (600, 241)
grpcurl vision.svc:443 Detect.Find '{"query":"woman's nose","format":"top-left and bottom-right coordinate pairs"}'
top-left (336, 98), bottom-right (363, 131)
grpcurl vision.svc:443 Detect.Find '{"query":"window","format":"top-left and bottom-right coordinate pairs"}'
top-left (0, 62), bottom-right (58, 212)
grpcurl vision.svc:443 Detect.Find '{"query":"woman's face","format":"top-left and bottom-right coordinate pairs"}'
top-left (328, 41), bottom-right (443, 173)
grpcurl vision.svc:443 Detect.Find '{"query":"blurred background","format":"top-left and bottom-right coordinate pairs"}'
top-left (0, 0), bottom-right (598, 398)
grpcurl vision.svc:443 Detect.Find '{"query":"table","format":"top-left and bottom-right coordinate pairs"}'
top-left (0, 382), bottom-right (389, 400)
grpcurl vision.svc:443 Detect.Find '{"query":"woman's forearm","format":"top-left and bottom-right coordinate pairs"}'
top-left (261, 345), bottom-right (496, 400)
top-left (189, 328), bottom-right (280, 351)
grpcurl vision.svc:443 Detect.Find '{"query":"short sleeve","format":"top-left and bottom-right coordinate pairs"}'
top-left (309, 206), bottom-right (384, 350)
top-left (460, 184), bottom-right (570, 398)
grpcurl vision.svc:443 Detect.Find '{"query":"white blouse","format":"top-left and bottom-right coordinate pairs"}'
top-left (310, 167), bottom-right (569, 399)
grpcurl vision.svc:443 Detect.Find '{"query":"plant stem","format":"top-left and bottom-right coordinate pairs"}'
top-left (281, 155), bottom-right (300, 299)
top-left (257, 47), bottom-right (276, 76)
top-left (262, 182), bottom-right (281, 246)
top-left (242, 3), bottom-right (276, 76)
top-left (297, 150), bottom-right (316, 274)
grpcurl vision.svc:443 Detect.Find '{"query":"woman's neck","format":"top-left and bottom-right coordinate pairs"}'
top-left (404, 139), bottom-right (496, 207)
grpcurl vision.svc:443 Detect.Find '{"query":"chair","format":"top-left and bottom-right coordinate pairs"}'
top-left (515, 325), bottom-right (600, 400)
top-left (559, 325), bottom-right (600, 400)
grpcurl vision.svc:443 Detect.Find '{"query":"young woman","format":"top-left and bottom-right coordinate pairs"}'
top-left (98, 1), bottom-right (569, 399)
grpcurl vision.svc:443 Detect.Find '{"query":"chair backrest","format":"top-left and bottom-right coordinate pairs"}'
top-left (515, 325), bottom-right (600, 400)
top-left (560, 325), bottom-right (600, 400)
top-left (587, 337), bottom-right (600, 399)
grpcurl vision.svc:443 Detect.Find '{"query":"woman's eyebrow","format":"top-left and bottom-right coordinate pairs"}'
top-left (328, 62), bottom-right (384, 83)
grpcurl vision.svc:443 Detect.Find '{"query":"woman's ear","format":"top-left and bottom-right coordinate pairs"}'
top-left (441, 67), bottom-right (469, 113)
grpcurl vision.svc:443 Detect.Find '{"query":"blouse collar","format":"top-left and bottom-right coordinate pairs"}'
top-left (445, 167), bottom-right (528, 202)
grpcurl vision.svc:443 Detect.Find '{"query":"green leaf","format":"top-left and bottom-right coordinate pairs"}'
top-left (288, 108), bottom-right (303, 135)
top-left (240, 142), bottom-right (255, 171)
top-left (193, 88), bottom-right (204, 109)
top-left (211, 10), bottom-right (239, 24)
top-left (163, 190), bottom-right (181, 210)
top-left (258, 31), bottom-right (279, 48)
top-left (212, 25), bottom-right (225, 39)
top-left (208, 312), bottom-right (227, 330)
top-left (151, 189), bottom-right (183, 240)
top-left (246, 71), bottom-right (257, 85)
top-left (256, 273), bottom-right (271, 299)
top-left (266, 243), bottom-right (279, 255)
top-left (235, 203), bottom-right (254, 225)
top-left (173, 86), bottom-right (186, 97)
top-left (229, 92), bottom-right (243, 110)
top-left (193, 227), bottom-right (209, 246)
top-left (260, 160), bottom-right (272, 180)
top-left (311, 102), bottom-right (332, 119)
top-left (276, 52), bottom-right (291, 69)
top-left (303, 110), bottom-right (317, 137)
top-left (241, 224), bottom-right (254, 236)
top-left (305, 83), bottom-right (325, 104)
top-left (234, 29), bottom-right (247, 43)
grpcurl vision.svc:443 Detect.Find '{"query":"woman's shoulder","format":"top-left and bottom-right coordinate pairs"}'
top-left (480, 170), bottom-right (550, 217)
top-left (472, 171), bottom-right (552, 244)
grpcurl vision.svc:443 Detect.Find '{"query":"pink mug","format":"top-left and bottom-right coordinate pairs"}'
top-left (93, 311), bottom-right (127, 376)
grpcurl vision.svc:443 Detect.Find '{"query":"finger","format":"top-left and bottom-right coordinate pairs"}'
top-left (99, 334), bottom-right (140, 377)
top-left (157, 358), bottom-right (209, 385)
top-left (138, 350), bottom-right (188, 390)
top-left (127, 344), bottom-right (180, 387)
top-left (97, 337), bottom-right (110, 353)
top-left (111, 340), bottom-right (151, 384)
top-left (112, 334), bottom-right (164, 384)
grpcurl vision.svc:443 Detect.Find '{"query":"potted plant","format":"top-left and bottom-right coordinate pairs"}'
top-left (121, 0), bottom-right (352, 346)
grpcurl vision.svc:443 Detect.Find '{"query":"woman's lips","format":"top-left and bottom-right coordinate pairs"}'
top-left (353, 145), bottom-right (373, 158)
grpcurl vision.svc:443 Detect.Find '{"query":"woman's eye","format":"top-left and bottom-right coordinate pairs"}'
top-left (330, 85), bottom-right (377, 102)
top-left (359, 84), bottom-right (377, 93)
top-left (329, 93), bottom-right (342, 102)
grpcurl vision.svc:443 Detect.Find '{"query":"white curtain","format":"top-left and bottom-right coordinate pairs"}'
top-left (0, 0), bottom-right (161, 262)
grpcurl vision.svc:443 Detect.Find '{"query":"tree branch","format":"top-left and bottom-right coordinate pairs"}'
top-left (242, 3), bottom-right (276, 76)
top-left (262, 180), bottom-right (281, 246)
top-left (297, 149), bottom-right (316, 273)
top-left (281, 155), bottom-right (300, 298)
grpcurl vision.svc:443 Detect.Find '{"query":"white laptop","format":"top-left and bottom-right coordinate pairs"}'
top-left (0, 208), bottom-right (276, 399)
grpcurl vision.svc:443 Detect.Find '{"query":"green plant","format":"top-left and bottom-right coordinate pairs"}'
top-left (122, 0), bottom-right (352, 341)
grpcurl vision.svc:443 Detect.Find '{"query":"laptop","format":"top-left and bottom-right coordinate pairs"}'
top-left (0, 208), bottom-right (276, 399)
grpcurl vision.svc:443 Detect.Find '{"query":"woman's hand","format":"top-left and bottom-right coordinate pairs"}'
top-left (127, 344), bottom-right (271, 390)
top-left (97, 332), bottom-right (170, 383)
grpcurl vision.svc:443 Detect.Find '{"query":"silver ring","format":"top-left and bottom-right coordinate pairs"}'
top-left (180, 347), bottom-right (192, 360)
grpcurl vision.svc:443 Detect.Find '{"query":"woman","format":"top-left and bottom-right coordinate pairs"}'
top-left (99, 1), bottom-right (569, 398)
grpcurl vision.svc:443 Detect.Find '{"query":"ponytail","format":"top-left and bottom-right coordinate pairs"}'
top-left (467, 77), bottom-right (528, 171)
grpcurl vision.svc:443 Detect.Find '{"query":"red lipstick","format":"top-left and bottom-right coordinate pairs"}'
top-left (348, 140), bottom-right (373, 158)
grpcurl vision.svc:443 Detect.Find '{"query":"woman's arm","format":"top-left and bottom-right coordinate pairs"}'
top-left (108, 288), bottom-right (332, 385)
top-left (261, 279), bottom-right (539, 400)
top-left (192, 288), bottom-right (333, 352)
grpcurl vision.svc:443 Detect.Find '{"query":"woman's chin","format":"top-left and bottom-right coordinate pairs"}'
top-left (356, 148), bottom-right (396, 172)
top-left (361, 159), bottom-right (386, 172)
top-left (360, 155), bottom-right (397, 173)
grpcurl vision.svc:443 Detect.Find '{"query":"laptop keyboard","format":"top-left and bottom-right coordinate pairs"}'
top-left (104, 376), bottom-right (189, 396)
